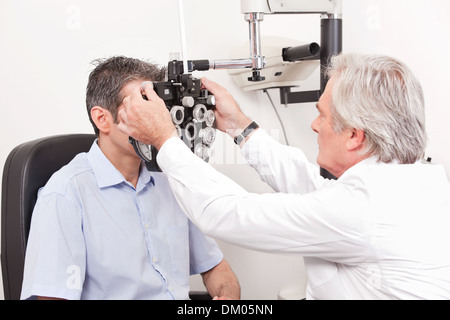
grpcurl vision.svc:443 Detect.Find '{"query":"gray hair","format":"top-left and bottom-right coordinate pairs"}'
top-left (326, 53), bottom-right (427, 164)
top-left (86, 56), bottom-right (166, 136)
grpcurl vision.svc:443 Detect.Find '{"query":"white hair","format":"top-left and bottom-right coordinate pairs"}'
top-left (326, 53), bottom-right (427, 164)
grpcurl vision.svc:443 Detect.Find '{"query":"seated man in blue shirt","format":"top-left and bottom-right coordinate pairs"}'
top-left (21, 56), bottom-right (240, 300)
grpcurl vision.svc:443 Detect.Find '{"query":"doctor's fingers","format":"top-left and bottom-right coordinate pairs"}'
top-left (201, 77), bottom-right (234, 105)
top-left (141, 81), bottom-right (164, 104)
top-left (201, 77), bottom-right (221, 93)
top-left (123, 87), bottom-right (155, 117)
top-left (117, 107), bottom-right (131, 136)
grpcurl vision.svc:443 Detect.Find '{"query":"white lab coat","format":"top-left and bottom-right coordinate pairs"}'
top-left (157, 129), bottom-right (450, 299)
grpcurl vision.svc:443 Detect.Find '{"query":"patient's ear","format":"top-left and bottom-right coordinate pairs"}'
top-left (346, 128), bottom-right (365, 151)
top-left (91, 106), bottom-right (111, 133)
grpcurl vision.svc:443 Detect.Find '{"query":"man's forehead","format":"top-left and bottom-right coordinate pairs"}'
top-left (122, 79), bottom-right (144, 90)
top-left (120, 79), bottom-right (147, 96)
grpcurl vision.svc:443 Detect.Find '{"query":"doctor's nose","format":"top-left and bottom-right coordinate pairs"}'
top-left (311, 116), bottom-right (319, 134)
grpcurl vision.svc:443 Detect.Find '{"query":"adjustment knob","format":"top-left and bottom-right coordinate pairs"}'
top-left (206, 95), bottom-right (216, 106)
top-left (182, 96), bottom-right (195, 108)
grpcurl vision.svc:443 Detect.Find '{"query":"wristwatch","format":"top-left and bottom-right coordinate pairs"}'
top-left (234, 121), bottom-right (259, 145)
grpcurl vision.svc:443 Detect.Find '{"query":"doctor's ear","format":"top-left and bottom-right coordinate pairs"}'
top-left (346, 128), bottom-right (366, 151)
top-left (91, 106), bottom-right (111, 133)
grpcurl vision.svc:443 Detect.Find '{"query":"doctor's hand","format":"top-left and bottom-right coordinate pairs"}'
top-left (201, 78), bottom-right (253, 138)
top-left (118, 81), bottom-right (177, 150)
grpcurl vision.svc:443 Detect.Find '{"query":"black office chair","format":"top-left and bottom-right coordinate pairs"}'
top-left (1, 134), bottom-right (211, 300)
top-left (1, 134), bottom-right (96, 300)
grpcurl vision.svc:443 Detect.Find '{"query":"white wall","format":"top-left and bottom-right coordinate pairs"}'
top-left (1, 0), bottom-right (449, 300)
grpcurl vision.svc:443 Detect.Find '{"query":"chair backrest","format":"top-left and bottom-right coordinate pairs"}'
top-left (1, 134), bottom-right (96, 300)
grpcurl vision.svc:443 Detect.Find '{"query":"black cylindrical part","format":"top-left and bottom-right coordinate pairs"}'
top-left (319, 18), bottom-right (342, 181)
top-left (320, 18), bottom-right (343, 93)
top-left (189, 60), bottom-right (211, 72)
top-left (282, 42), bottom-right (320, 62)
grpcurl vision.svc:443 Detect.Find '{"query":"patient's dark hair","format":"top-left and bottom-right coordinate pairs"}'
top-left (86, 56), bottom-right (166, 136)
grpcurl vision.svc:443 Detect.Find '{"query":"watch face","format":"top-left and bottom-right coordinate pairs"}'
top-left (234, 134), bottom-right (244, 145)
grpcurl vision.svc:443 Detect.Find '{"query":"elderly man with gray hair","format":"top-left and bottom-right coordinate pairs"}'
top-left (118, 53), bottom-right (450, 300)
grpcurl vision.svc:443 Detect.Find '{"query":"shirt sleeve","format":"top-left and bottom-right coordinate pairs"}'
top-left (20, 190), bottom-right (86, 300)
top-left (157, 137), bottom-right (369, 260)
top-left (188, 220), bottom-right (224, 275)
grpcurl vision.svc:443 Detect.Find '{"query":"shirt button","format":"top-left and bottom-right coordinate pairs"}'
top-left (153, 257), bottom-right (157, 263)
top-left (145, 224), bottom-right (150, 229)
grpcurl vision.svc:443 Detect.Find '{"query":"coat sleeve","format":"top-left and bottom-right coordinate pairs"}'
top-left (157, 137), bottom-right (369, 260)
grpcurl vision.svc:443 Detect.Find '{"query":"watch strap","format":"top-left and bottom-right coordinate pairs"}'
top-left (234, 121), bottom-right (259, 145)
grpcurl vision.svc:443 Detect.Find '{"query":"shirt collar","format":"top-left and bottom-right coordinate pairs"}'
top-left (338, 156), bottom-right (413, 182)
top-left (137, 161), bottom-right (155, 191)
top-left (87, 139), bottom-right (155, 189)
top-left (338, 156), bottom-right (380, 181)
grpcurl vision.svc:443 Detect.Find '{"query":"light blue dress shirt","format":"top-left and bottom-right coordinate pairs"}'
top-left (21, 140), bottom-right (223, 300)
